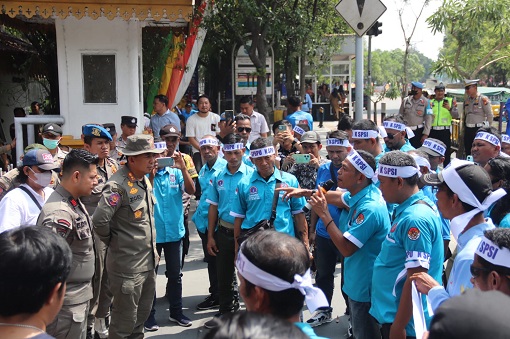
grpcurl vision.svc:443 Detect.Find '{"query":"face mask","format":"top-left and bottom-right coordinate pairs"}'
top-left (43, 138), bottom-right (60, 150)
top-left (28, 167), bottom-right (52, 187)
top-left (410, 90), bottom-right (418, 96)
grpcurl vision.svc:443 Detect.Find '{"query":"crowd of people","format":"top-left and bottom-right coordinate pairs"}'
top-left (1, 81), bottom-right (510, 339)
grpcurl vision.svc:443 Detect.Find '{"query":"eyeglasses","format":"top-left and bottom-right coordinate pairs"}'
top-left (470, 264), bottom-right (492, 278)
top-left (385, 131), bottom-right (402, 139)
top-left (237, 127), bottom-right (252, 133)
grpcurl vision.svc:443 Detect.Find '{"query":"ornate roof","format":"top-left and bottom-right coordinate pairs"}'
top-left (0, 0), bottom-right (193, 22)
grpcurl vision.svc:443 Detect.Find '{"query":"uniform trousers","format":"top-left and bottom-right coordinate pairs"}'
top-left (215, 226), bottom-right (238, 313)
top-left (464, 126), bottom-right (479, 156)
top-left (198, 230), bottom-right (219, 299)
top-left (88, 240), bottom-right (113, 330)
top-left (47, 301), bottom-right (90, 339)
top-left (428, 128), bottom-right (452, 166)
top-left (410, 127), bottom-right (424, 149)
top-left (108, 270), bottom-right (156, 339)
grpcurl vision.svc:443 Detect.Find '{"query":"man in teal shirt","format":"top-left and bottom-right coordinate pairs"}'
top-left (205, 134), bottom-right (254, 328)
top-left (230, 137), bottom-right (308, 253)
top-left (370, 151), bottom-right (443, 339)
top-left (383, 116), bottom-right (416, 153)
top-left (308, 150), bottom-right (390, 339)
top-left (192, 135), bottom-right (227, 311)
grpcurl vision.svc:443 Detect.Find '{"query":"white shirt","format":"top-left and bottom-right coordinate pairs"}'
top-left (248, 111), bottom-right (270, 143)
top-left (0, 184), bottom-right (54, 233)
top-left (186, 112), bottom-right (221, 152)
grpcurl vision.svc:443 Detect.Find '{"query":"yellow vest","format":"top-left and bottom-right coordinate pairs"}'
top-left (431, 97), bottom-right (453, 127)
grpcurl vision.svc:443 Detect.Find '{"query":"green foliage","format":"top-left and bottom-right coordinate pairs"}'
top-left (427, 0), bottom-right (510, 80)
top-left (368, 48), bottom-right (429, 85)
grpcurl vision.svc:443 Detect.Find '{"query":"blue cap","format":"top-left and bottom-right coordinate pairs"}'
top-left (83, 124), bottom-right (113, 141)
top-left (411, 81), bottom-right (424, 89)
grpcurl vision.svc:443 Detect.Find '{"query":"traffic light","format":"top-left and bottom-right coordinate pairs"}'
top-left (367, 21), bottom-right (383, 36)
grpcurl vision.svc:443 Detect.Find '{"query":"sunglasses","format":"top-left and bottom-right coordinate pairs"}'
top-left (237, 127), bottom-right (252, 133)
top-left (385, 131), bottom-right (402, 139)
top-left (470, 264), bottom-right (492, 278)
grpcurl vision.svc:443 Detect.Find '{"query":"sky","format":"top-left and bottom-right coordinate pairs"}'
top-left (370, 0), bottom-right (444, 60)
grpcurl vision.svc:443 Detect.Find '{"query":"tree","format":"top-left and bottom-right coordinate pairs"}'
top-left (427, 0), bottom-right (510, 80)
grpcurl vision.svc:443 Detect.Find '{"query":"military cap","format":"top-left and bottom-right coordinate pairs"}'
top-left (121, 134), bottom-right (165, 156)
top-left (411, 81), bottom-right (424, 89)
top-left (83, 124), bottom-right (113, 141)
top-left (121, 116), bottom-right (137, 127)
top-left (42, 123), bottom-right (63, 136)
top-left (103, 123), bottom-right (117, 135)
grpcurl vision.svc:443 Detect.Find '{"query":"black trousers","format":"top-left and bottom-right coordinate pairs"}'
top-left (409, 127), bottom-right (424, 149)
top-left (380, 323), bottom-right (416, 339)
top-left (429, 128), bottom-right (452, 166)
top-left (464, 126), bottom-right (479, 156)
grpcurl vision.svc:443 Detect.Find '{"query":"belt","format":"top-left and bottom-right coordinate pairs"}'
top-left (218, 225), bottom-right (234, 235)
top-left (432, 126), bottom-right (450, 130)
top-left (219, 219), bottom-right (235, 229)
top-left (408, 124), bottom-right (423, 130)
top-left (466, 123), bottom-right (484, 128)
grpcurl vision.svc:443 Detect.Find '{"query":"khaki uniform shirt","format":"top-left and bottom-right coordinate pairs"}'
top-left (398, 94), bottom-right (433, 135)
top-left (464, 93), bottom-right (493, 125)
top-left (114, 136), bottom-right (128, 165)
top-left (38, 185), bottom-right (95, 305)
top-left (92, 166), bottom-right (157, 274)
top-left (81, 157), bottom-right (119, 215)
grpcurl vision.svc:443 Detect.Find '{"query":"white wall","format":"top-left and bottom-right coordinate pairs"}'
top-left (56, 17), bottom-right (143, 138)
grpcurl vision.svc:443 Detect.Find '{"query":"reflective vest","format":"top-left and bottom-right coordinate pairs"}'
top-left (431, 97), bottom-right (454, 127)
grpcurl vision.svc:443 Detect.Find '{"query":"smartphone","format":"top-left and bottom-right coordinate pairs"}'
top-left (224, 110), bottom-right (234, 121)
top-left (278, 125), bottom-right (287, 132)
top-left (292, 154), bottom-right (311, 164)
top-left (157, 157), bottom-right (174, 168)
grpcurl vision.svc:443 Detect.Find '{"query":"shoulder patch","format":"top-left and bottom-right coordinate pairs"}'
top-left (408, 227), bottom-right (420, 241)
top-left (57, 219), bottom-right (72, 228)
top-left (355, 213), bottom-right (364, 225)
top-left (108, 192), bottom-right (121, 206)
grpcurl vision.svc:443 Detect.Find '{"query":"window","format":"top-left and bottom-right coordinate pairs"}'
top-left (82, 54), bottom-right (117, 103)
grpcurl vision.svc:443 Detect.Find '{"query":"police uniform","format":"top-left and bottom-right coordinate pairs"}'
top-left (206, 162), bottom-right (254, 314)
top-left (38, 185), bottom-right (95, 339)
top-left (92, 135), bottom-right (163, 339)
top-left (464, 79), bottom-right (492, 155)
top-left (80, 125), bottom-right (118, 336)
top-left (192, 156), bottom-right (227, 302)
top-left (398, 83), bottom-right (432, 148)
top-left (343, 184), bottom-right (390, 339)
top-left (115, 116), bottom-right (138, 164)
top-left (230, 167), bottom-right (306, 236)
top-left (369, 191), bottom-right (443, 337)
top-left (429, 86), bottom-right (459, 166)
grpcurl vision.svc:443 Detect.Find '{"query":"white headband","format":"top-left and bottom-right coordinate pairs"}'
top-left (223, 143), bottom-right (245, 151)
top-left (326, 138), bottom-right (351, 147)
top-left (383, 121), bottom-right (415, 139)
top-left (293, 126), bottom-right (306, 135)
top-left (154, 141), bottom-right (167, 149)
top-left (475, 132), bottom-right (500, 146)
top-left (250, 146), bottom-right (275, 158)
top-left (236, 249), bottom-right (328, 313)
top-left (476, 236), bottom-right (510, 268)
top-left (351, 129), bottom-right (379, 139)
top-left (378, 126), bottom-right (388, 138)
top-left (346, 151), bottom-right (377, 183)
top-left (502, 134), bottom-right (510, 144)
top-left (421, 139), bottom-right (446, 156)
top-left (412, 155), bottom-right (431, 171)
top-left (199, 138), bottom-right (219, 147)
top-left (378, 164), bottom-right (420, 178)
top-left (442, 160), bottom-right (506, 240)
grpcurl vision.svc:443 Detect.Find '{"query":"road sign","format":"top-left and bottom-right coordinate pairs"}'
top-left (335, 0), bottom-right (387, 37)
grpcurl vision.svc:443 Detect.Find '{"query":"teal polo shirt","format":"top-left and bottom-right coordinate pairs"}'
top-left (370, 191), bottom-right (443, 336)
top-left (153, 167), bottom-right (185, 243)
top-left (230, 168), bottom-right (306, 236)
top-left (206, 162), bottom-right (254, 224)
top-left (342, 184), bottom-right (390, 303)
top-left (384, 139), bottom-right (415, 153)
top-left (192, 157), bottom-right (228, 234)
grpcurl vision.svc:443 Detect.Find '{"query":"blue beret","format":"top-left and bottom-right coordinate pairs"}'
top-left (83, 124), bottom-right (113, 141)
top-left (411, 81), bottom-right (424, 89)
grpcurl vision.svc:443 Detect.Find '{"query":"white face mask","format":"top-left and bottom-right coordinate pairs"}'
top-left (28, 167), bottom-right (52, 187)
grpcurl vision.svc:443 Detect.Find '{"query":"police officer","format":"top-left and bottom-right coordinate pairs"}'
top-left (429, 83), bottom-right (459, 166)
top-left (103, 123), bottom-right (118, 160)
top-left (92, 135), bottom-right (164, 339)
top-left (369, 151), bottom-right (443, 339)
top-left (40, 123), bottom-right (68, 167)
top-left (205, 133), bottom-right (254, 328)
top-left (38, 149), bottom-right (100, 339)
top-left (398, 81), bottom-right (432, 148)
top-left (464, 79), bottom-right (493, 155)
top-left (115, 116), bottom-right (138, 164)
top-left (81, 124), bottom-right (118, 339)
